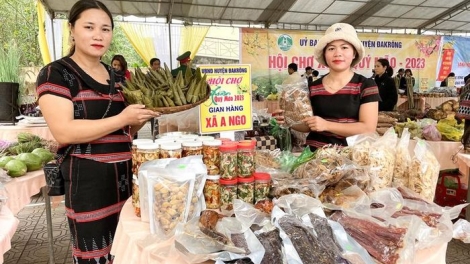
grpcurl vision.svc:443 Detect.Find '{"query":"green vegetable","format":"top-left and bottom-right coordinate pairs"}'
top-left (0, 156), bottom-right (15, 169)
top-left (17, 132), bottom-right (41, 144)
top-left (16, 153), bottom-right (43, 171)
top-left (4, 160), bottom-right (27, 177)
top-left (31, 148), bottom-right (54, 164)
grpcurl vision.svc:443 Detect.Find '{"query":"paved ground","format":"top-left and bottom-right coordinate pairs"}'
top-left (3, 123), bottom-right (470, 263)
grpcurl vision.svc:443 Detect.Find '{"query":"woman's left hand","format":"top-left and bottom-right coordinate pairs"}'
top-left (303, 116), bottom-right (328, 132)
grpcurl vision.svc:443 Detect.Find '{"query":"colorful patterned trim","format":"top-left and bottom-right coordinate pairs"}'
top-left (71, 152), bottom-right (132, 163)
top-left (324, 117), bottom-right (357, 123)
top-left (90, 135), bottom-right (132, 144)
top-left (362, 86), bottom-right (379, 97)
top-left (37, 82), bottom-right (72, 98)
top-left (72, 244), bottom-right (112, 259)
top-left (310, 83), bottom-right (362, 96)
top-left (66, 200), bottom-right (126, 223)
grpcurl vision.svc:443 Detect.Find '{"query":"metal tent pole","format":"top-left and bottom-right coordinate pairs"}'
top-left (50, 16), bottom-right (57, 61)
top-left (42, 186), bottom-right (55, 264)
top-left (169, 23), bottom-right (173, 69)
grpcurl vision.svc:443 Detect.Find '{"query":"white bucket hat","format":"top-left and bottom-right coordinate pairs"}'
top-left (314, 23), bottom-right (364, 68)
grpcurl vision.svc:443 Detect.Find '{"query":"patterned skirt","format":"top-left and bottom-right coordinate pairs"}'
top-left (62, 156), bottom-right (132, 264)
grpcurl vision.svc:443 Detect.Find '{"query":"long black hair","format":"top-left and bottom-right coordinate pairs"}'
top-left (111, 55), bottom-right (128, 72)
top-left (67, 0), bottom-right (114, 57)
top-left (377, 58), bottom-right (394, 77)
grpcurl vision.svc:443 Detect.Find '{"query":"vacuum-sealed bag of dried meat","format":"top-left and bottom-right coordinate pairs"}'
top-left (175, 213), bottom-right (265, 264)
top-left (370, 187), bottom-right (457, 250)
top-left (330, 210), bottom-right (415, 264)
top-left (273, 206), bottom-right (348, 264)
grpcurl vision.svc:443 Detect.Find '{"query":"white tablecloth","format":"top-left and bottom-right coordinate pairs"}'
top-left (111, 198), bottom-right (204, 264)
top-left (3, 170), bottom-right (46, 215)
top-left (0, 206), bottom-right (19, 263)
top-left (111, 198), bottom-right (447, 264)
top-left (0, 125), bottom-right (55, 142)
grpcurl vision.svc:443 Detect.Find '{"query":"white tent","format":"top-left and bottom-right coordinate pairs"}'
top-left (40, 0), bottom-right (470, 34)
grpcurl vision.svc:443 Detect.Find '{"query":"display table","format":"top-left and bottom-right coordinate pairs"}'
top-left (0, 125), bottom-right (55, 142)
top-left (111, 198), bottom-right (211, 264)
top-left (397, 97), bottom-right (426, 112)
top-left (396, 96), bottom-right (457, 112)
top-left (426, 97), bottom-right (458, 109)
top-left (3, 170), bottom-right (47, 215)
top-left (112, 198), bottom-right (447, 264)
top-left (0, 206), bottom-right (19, 264)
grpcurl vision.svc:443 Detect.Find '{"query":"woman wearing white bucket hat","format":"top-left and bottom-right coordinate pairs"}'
top-left (276, 23), bottom-right (381, 150)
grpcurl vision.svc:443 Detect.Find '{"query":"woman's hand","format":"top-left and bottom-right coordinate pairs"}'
top-left (303, 116), bottom-right (328, 132)
top-left (120, 104), bottom-right (160, 126)
top-left (271, 109), bottom-right (285, 124)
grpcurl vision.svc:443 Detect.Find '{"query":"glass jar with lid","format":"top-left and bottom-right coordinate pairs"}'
top-left (182, 141), bottom-right (203, 157)
top-left (198, 135), bottom-right (215, 142)
top-left (136, 143), bottom-right (159, 174)
top-left (237, 176), bottom-right (254, 204)
top-left (132, 175), bottom-right (140, 217)
top-left (202, 140), bottom-right (222, 175)
top-left (159, 142), bottom-right (182, 159)
top-left (237, 142), bottom-right (255, 177)
top-left (132, 139), bottom-right (153, 175)
top-left (220, 178), bottom-right (238, 211)
top-left (204, 175), bottom-right (221, 209)
top-left (254, 172), bottom-right (271, 203)
top-left (219, 144), bottom-right (238, 180)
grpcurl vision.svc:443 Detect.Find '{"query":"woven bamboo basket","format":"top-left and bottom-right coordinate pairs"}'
top-left (148, 84), bottom-right (211, 114)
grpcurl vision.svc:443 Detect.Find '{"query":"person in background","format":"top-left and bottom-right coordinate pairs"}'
top-left (370, 69), bottom-right (376, 79)
top-left (275, 23), bottom-right (380, 151)
top-left (400, 68), bottom-right (415, 95)
top-left (149, 57), bottom-right (161, 136)
top-left (36, 1), bottom-right (160, 263)
top-left (150, 57), bottom-right (161, 71)
top-left (308, 70), bottom-right (320, 87)
top-left (441, 72), bottom-right (456, 87)
top-left (394, 68), bottom-right (404, 93)
top-left (457, 81), bottom-right (470, 151)
top-left (464, 73), bottom-right (470, 86)
top-left (171, 51), bottom-right (195, 77)
top-left (282, 62), bottom-right (303, 85)
top-left (302, 66), bottom-right (313, 79)
top-left (374, 58), bottom-right (397, 111)
top-left (111, 54), bottom-right (131, 84)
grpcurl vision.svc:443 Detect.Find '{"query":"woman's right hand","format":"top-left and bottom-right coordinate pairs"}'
top-left (271, 109), bottom-right (285, 124)
top-left (120, 104), bottom-right (160, 126)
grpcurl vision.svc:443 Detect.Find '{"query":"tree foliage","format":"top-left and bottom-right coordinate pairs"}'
top-left (102, 23), bottom-right (146, 67)
top-left (0, 0), bottom-right (145, 67)
top-left (0, 0), bottom-right (41, 67)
